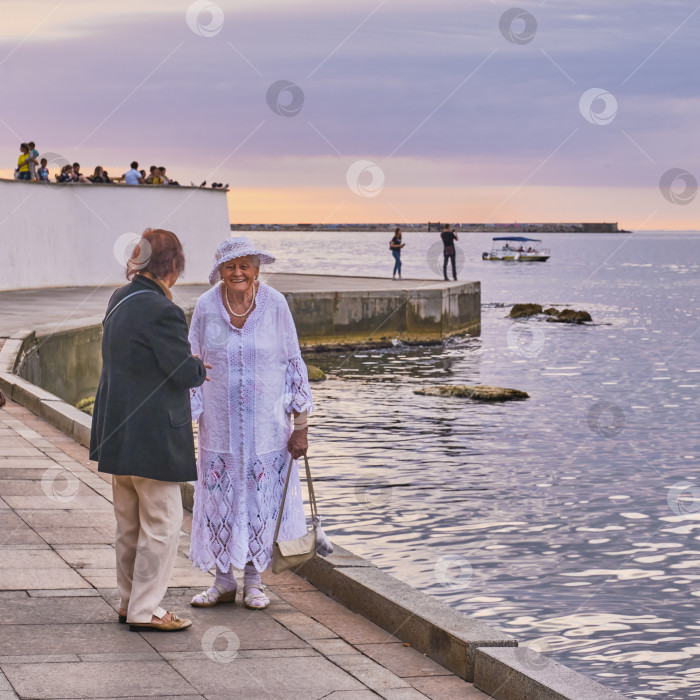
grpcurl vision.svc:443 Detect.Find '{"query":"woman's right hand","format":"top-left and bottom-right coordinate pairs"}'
top-left (287, 428), bottom-right (308, 460)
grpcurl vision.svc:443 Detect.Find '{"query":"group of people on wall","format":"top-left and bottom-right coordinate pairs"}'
top-left (390, 224), bottom-right (459, 281)
top-left (14, 143), bottom-right (182, 186)
top-left (90, 231), bottom-right (312, 631)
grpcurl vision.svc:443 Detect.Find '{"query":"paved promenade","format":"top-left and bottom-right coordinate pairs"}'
top-left (0, 397), bottom-right (488, 699)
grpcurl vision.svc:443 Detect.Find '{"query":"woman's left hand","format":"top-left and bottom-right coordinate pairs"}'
top-left (287, 427), bottom-right (308, 460)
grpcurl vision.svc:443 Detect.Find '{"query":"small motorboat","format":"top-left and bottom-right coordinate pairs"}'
top-left (482, 236), bottom-right (550, 262)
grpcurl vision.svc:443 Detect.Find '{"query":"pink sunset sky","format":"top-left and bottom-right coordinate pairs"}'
top-left (1, 0), bottom-right (699, 229)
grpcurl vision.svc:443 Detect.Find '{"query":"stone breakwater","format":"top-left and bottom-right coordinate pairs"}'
top-left (232, 222), bottom-right (623, 233)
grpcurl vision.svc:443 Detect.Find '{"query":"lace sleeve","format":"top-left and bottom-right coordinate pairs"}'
top-left (285, 356), bottom-right (314, 415)
top-left (189, 302), bottom-right (204, 422)
top-left (282, 300), bottom-right (314, 415)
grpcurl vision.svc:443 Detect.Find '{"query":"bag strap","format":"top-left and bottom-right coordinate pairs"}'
top-left (274, 454), bottom-right (317, 543)
top-left (102, 289), bottom-right (158, 326)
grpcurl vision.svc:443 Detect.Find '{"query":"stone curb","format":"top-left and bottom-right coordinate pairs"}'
top-left (473, 647), bottom-right (627, 699)
top-left (0, 337), bottom-right (628, 700)
top-left (293, 543), bottom-right (516, 681)
top-left (0, 331), bottom-right (92, 448)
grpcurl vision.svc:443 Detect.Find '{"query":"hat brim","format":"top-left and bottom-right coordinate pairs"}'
top-left (209, 250), bottom-right (276, 285)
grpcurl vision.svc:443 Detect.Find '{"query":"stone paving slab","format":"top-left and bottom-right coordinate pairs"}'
top-left (0, 457), bottom-right (61, 469)
top-left (141, 595), bottom-right (310, 652)
top-left (328, 654), bottom-right (412, 692)
top-left (0, 438), bottom-right (33, 448)
top-left (0, 549), bottom-right (79, 570)
top-left (0, 623), bottom-right (156, 657)
top-left (409, 675), bottom-right (491, 700)
top-left (0, 567), bottom-right (91, 591)
top-left (0, 595), bottom-right (117, 625)
top-left (169, 656), bottom-right (366, 698)
top-left (356, 643), bottom-right (455, 679)
top-left (0, 468), bottom-right (65, 481)
top-left (0, 447), bottom-right (44, 458)
top-left (1, 661), bottom-right (199, 699)
top-left (2, 494), bottom-right (108, 511)
top-left (0, 513), bottom-right (44, 546)
top-left (39, 526), bottom-right (115, 546)
top-left (0, 400), bottom-right (491, 700)
top-left (287, 693), bottom-right (380, 700)
top-left (16, 509), bottom-right (116, 529)
top-left (27, 589), bottom-right (101, 598)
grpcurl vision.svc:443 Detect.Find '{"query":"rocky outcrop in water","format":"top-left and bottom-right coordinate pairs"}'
top-left (414, 385), bottom-right (529, 401)
top-left (306, 365), bottom-right (327, 382)
top-left (509, 304), bottom-right (592, 324)
top-left (546, 308), bottom-right (593, 324)
top-left (508, 304), bottom-right (542, 318)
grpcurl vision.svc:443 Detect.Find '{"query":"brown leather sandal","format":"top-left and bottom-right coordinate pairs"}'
top-left (129, 612), bottom-right (192, 632)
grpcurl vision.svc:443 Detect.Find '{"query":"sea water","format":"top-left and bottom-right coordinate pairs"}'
top-left (257, 229), bottom-right (699, 699)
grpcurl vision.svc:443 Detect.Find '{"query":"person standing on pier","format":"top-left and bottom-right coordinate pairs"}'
top-left (188, 235), bottom-right (313, 611)
top-left (90, 228), bottom-right (208, 632)
top-left (390, 227), bottom-right (405, 280)
top-left (441, 224), bottom-right (458, 281)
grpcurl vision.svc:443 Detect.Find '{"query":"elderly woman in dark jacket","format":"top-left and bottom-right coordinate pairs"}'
top-left (90, 228), bottom-right (207, 632)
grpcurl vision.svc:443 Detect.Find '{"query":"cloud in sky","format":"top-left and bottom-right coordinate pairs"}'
top-left (0, 0), bottom-right (698, 226)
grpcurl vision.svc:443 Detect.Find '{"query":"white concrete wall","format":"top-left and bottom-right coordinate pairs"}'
top-left (0, 178), bottom-right (230, 290)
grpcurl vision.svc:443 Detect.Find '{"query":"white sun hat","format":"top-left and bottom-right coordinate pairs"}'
top-left (209, 235), bottom-right (276, 284)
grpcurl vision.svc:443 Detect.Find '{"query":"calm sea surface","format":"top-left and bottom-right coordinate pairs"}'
top-left (255, 230), bottom-right (699, 699)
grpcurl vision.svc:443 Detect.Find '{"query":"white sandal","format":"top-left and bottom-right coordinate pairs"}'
top-left (190, 584), bottom-right (237, 607)
top-left (243, 583), bottom-right (270, 610)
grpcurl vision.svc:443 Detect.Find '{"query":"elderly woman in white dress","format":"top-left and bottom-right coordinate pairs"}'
top-left (188, 236), bottom-right (313, 610)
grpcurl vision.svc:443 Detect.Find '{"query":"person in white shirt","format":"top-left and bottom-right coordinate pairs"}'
top-left (124, 161), bottom-right (145, 185)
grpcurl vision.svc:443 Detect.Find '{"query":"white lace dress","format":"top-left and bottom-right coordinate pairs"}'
top-left (188, 282), bottom-right (314, 573)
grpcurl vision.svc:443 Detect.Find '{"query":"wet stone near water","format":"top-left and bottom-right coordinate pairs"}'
top-left (413, 385), bottom-right (529, 401)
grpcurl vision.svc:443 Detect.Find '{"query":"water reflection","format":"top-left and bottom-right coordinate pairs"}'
top-left (251, 231), bottom-right (700, 700)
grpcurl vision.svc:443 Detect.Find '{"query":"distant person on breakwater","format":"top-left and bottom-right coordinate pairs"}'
top-left (390, 227), bottom-right (405, 280)
top-left (123, 161), bottom-right (145, 185)
top-left (441, 224), bottom-right (458, 281)
top-left (188, 236), bottom-right (313, 611)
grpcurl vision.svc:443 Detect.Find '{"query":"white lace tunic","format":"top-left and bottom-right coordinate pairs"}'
top-left (188, 282), bottom-right (314, 573)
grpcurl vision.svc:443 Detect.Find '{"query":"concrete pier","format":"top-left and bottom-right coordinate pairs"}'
top-left (0, 274), bottom-right (480, 405)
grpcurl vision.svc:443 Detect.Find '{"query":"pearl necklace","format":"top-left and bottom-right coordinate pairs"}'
top-left (223, 282), bottom-right (257, 317)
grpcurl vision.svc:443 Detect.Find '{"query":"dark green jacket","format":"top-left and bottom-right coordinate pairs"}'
top-left (89, 275), bottom-right (206, 481)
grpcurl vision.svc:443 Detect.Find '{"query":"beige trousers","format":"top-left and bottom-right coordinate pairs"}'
top-left (112, 475), bottom-right (183, 623)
